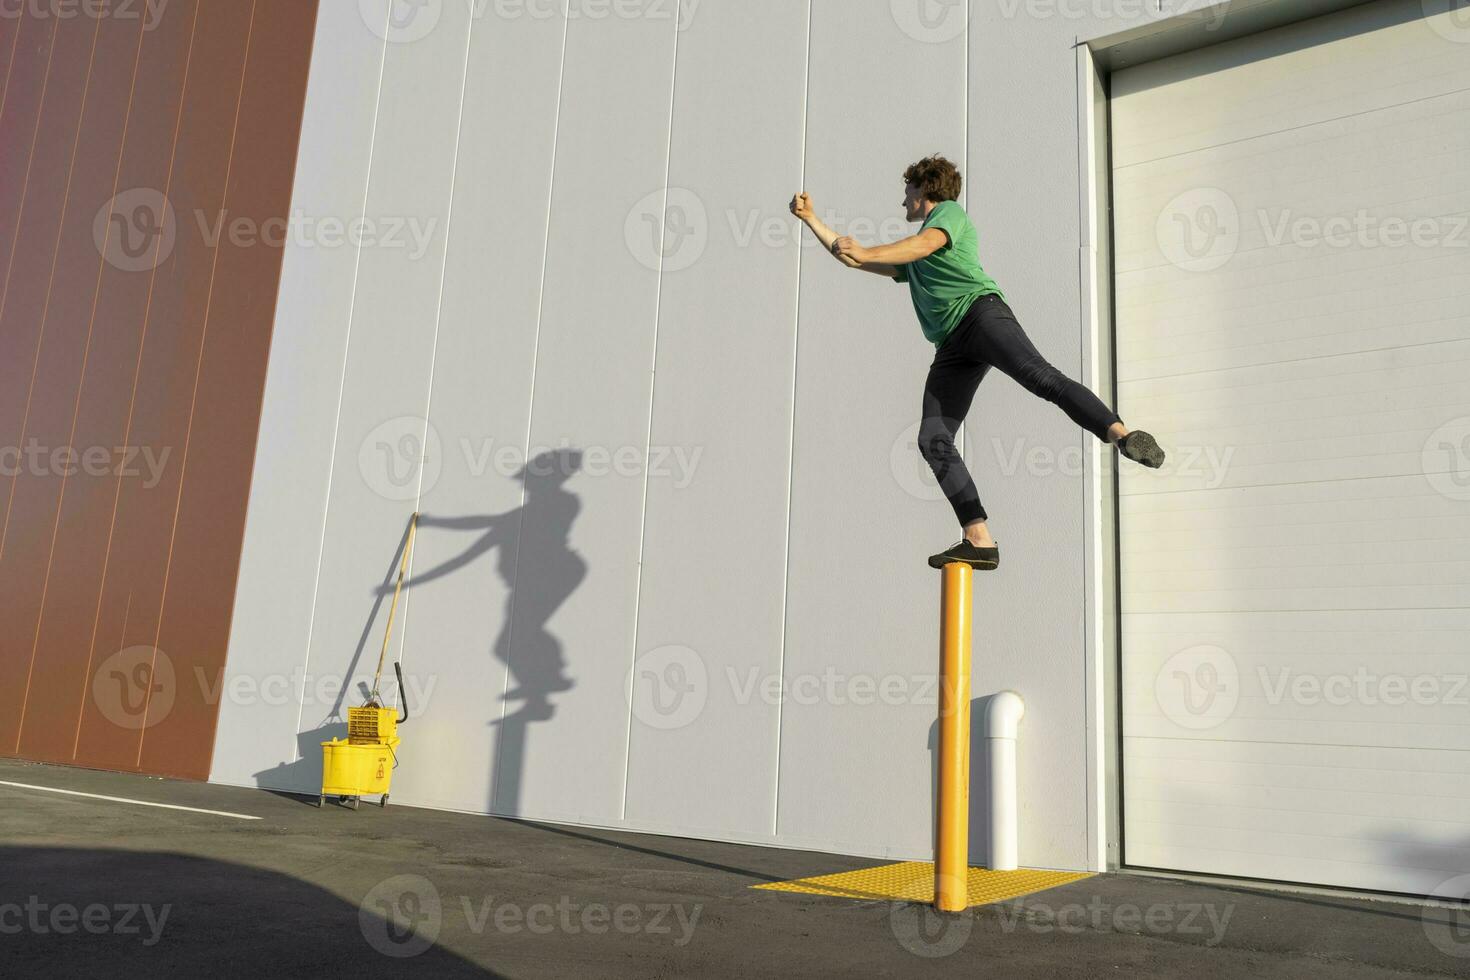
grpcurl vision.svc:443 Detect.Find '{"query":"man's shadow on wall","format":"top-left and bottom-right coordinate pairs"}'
top-left (410, 450), bottom-right (586, 816)
top-left (257, 449), bottom-right (586, 815)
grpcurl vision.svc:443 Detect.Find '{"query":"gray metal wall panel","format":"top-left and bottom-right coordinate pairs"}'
top-left (290, 2), bottom-right (472, 788)
top-left (621, 0), bottom-right (808, 839)
top-left (773, 0), bottom-right (966, 860)
top-left (388, 9), bottom-right (569, 816)
top-left (506, 9), bottom-right (680, 825)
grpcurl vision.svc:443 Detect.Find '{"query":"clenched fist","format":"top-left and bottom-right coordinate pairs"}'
top-left (789, 192), bottom-right (814, 221)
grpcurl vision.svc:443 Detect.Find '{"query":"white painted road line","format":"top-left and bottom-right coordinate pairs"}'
top-left (0, 779), bottom-right (262, 821)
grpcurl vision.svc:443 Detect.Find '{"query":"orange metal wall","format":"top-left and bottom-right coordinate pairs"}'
top-left (0, 0), bottom-right (318, 780)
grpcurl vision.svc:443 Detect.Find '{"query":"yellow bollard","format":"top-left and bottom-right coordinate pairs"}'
top-left (935, 561), bottom-right (973, 912)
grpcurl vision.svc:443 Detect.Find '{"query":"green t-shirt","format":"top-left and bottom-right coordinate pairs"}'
top-left (893, 200), bottom-right (1004, 346)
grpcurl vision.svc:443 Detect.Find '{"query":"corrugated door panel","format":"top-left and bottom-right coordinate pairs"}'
top-left (1114, 0), bottom-right (1470, 895)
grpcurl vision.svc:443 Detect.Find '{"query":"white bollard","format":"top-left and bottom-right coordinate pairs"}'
top-left (983, 691), bottom-right (1026, 871)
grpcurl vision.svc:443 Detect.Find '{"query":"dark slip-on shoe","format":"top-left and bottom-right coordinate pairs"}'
top-left (927, 539), bottom-right (1000, 571)
top-left (1119, 430), bottom-right (1166, 469)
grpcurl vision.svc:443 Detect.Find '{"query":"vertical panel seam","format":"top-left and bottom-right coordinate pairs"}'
top-left (294, 2), bottom-right (393, 754)
top-left (1076, 44), bottom-right (1094, 871)
top-left (0, 17), bottom-right (59, 568)
top-left (958, 0), bottom-right (969, 461)
top-left (66, 15), bottom-right (149, 759)
top-left (400, 0), bottom-right (478, 709)
top-left (82, 0), bottom-right (201, 764)
top-left (0, 17), bottom-right (57, 335)
top-left (771, 0), bottom-right (815, 838)
top-left (493, 0), bottom-right (570, 814)
top-left (71, 0), bottom-right (203, 760)
top-left (140, 0), bottom-right (259, 768)
top-left (10, 14), bottom-right (102, 754)
top-left (619, 0), bottom-right (684, 823)
top-left (0, 12), bottom-right (27, 125)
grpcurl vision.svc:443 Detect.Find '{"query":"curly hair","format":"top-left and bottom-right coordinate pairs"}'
top-left (902, 155), bottom-right (962, 203)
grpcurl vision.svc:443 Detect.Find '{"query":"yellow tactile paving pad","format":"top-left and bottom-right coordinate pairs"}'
top-left (753, 861), bottom-right (1093, 906)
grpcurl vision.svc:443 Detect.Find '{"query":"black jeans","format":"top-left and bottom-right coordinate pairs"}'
top-left (919, 293), bottom-right (1122, 527)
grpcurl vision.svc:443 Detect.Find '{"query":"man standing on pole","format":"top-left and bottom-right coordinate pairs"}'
top-left (791, 154), bottom-right (1165, 570)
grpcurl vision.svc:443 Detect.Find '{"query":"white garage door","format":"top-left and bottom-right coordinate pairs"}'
top-left (1112, 0), bottom-right (1470, 896)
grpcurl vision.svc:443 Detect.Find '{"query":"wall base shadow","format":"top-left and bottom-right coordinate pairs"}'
top-left (251, 722), bottom-right (347, 797)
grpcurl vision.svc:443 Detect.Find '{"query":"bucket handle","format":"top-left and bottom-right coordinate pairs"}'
top-left (393, 661), bottom-right (410, 725)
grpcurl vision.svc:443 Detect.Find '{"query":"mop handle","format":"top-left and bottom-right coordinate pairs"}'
top-left (371, 512), bottom-right (419, 699)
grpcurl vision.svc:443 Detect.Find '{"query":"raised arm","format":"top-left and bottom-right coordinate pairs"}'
top-left (789, 192), bottom-right (902, 278)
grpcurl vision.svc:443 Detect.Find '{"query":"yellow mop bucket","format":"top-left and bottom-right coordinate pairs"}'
top-left (319, 514), bottom-right (417, 811)
top-left (320, 736), bottom-right (401, 809)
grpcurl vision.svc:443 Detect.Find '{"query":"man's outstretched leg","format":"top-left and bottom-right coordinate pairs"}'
top-left (972, 296), bottom-right (1167, 469)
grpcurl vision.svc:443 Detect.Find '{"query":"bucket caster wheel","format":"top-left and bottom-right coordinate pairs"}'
top-left (348, 796), bottom-right (360, 811)
top-left (316, 794), bottom-right (325, 808)
top-left (379, 794), bottom-right (389, 808)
